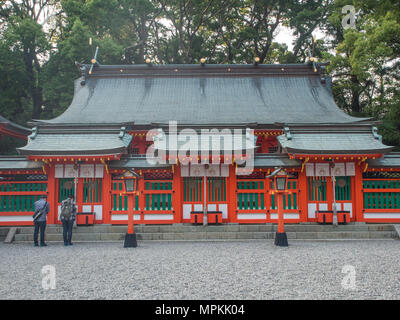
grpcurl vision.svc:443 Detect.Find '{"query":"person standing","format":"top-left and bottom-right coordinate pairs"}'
top-left (33, 195), bottom-right (50, 247)
top-left (59, 195), bottom-right (77, 246)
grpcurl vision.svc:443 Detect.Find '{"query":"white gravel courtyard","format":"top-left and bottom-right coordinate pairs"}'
top-left (1, 240), bottom-right (400, 300)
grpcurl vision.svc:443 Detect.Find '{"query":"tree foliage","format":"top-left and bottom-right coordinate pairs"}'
top-left (0, 0), bottom-right (399, 151)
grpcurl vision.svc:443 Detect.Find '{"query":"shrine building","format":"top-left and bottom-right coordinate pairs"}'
top-left (0, 62), bottom-right (400, 226)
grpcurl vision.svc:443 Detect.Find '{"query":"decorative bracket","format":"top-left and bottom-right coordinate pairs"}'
top-left (28, 127), bottom-right (38, 140)
top-left (284, 127), bottom-right (292, 140)
top-left (372, 127), bottom-right (382, 141)
top-left (153, 128), bottom-right (165, 142)
top-left (119, 127), bottom-right (126, 139)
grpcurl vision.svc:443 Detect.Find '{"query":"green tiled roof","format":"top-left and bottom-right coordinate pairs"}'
top-left (109, 156), bottom-right (172, 169)
top-left (253, 155), bottom-right (300, 167)
top-left (36, 64), bottom-right (368, 126)
top-left (0, 156), bottom-right (43, 169)
top-left (18, 131), bottom-right (132, 155)
top-left (277, 129), bottom-right (393, 154)
top-left (0, 115), bottom-right (31, 137)
top-left (367, 153), bottom-right (400, 167)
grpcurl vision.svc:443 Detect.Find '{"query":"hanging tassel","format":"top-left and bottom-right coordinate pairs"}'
top-left (301, 157), bottom-right (309, 173)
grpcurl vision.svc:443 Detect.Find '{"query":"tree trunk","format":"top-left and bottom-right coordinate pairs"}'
top-left (350, 75), bottom-right (361, 114)
top-left (23, 48), bottom-right (43, 119)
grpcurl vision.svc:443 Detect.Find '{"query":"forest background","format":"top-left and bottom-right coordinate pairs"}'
top-left (1, 0), bottom-right (399, 153)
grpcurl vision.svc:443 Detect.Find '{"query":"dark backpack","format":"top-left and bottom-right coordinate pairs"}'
top-left (60, 199), bottom-right (73, 220)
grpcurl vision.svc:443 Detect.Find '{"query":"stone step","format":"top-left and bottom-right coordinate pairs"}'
top-left (14, 232), bottom-right (124, 242)
top-left (4, 227), bottom-right (17, 243)
top-left (15, 223), bottom-right (396, 235)
top-left (0, 227), bottom-right (10, 241)
top-left (13, 230), bottom-right (397, 242)
top-left (0, 227), bottom-right (10, 236)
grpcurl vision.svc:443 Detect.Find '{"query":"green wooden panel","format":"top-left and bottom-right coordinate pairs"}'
top-left (188, 182), bottom-right (197, 202)
top-left (364, 192), bottom-right (400, 209)
top-left (10, 195), bottom-right (14, 212)
top-left (151, 193), bottom-right (155, 210)
top-left (254, 193), bottom-right (259, 209)
top-left (16, 194), bottom-right (20, 212)
top-left (271, 194), bottom-right (276, 209)
top-left (260, 193), bottom-right (264, 209)
top-left (58, 179), bottom-right (74, 202)
top-left (5, 194), bottom-right (9, 211)
top-left (282, 194), bottom-right (286, 210)
top-left (118, 194), bottom-right (123, 210)
top-left (335, 177), bottom-right (351, 201)
top-left (397, 192), bottom-right (400, 208)
top-left (135, 195), bottom-right (139, 210)
top-left (26, 196), bottom-right (30, 212)
top-left (113, 194), bottom-right (117, 210)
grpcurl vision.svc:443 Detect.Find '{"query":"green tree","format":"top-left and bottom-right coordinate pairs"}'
top-left (324, 1), bottom-right (400, 149)
top-left (0, 1), bottom-right (53, 120)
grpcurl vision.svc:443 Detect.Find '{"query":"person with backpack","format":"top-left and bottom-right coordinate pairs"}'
top-left (33, 195), bottom-right (50, 247)
top-left (59, 195), bottom-right (77, 246)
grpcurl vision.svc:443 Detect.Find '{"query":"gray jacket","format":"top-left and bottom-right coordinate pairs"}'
top-left (34, 198), bottom-right (50, 222)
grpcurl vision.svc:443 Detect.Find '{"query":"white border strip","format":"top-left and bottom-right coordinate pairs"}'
top-left (270, 213), bottom-right (300, 219)
top-left (111, 214), bottom-right (141, 221)
top-left (237, 213), bottom-right (266, 220)
top-left (0, 216), bottom-right (33, 222)
top-left (364, 213), bottom-right (400, 219)
top-left (144, 214), bottom-right (174, 220)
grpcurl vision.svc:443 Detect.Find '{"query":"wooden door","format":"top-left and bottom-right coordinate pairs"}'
top-left (206, 177), bottom-right (228, 221)
top-left (81, 178), bottom-right (103, 223)
top-left (307, 176), bottom-right (354, 221)
top-left (182, 177), bottom-right (203, 222)
top-left (307, 176), bottom-right (330, 221)
top-left (56, 177), bottom-right (103, 223)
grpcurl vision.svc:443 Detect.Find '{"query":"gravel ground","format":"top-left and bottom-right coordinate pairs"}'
top-left (0, 240), bottom-right (400, 300)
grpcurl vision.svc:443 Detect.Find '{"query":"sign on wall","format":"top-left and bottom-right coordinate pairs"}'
top-left (181, 164), bottom-right (229, 177)
top-left (54, 164), bottom-right (104, 178)
top-left (80, 164), bottom-right (95, 178)
top-left (315, 163), bottom-right (330, 176)
top-left (64, 164), bottom-right (79, 178)
top-left (332, 163), bottom-right (345, 176)
top-left (306, 163), bottom-right (355, 177)
top-left (345, 162), bottom-right (355, 176)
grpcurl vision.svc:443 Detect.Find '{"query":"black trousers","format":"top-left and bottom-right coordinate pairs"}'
top-left (33, 220), bottom-right (46, 244)
top-left (62, 220), bottom-right (74, 244)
